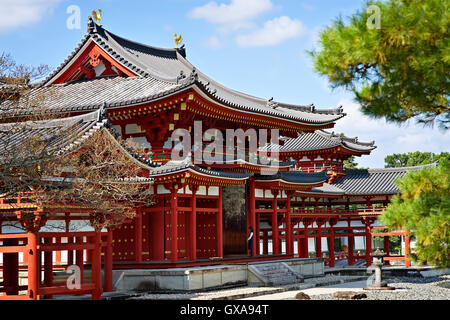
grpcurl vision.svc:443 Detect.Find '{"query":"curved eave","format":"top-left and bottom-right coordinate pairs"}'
top-left (150, 165), bottom-right (252, 185)
top-left (255, 179), bottom-right (326, 190)
top-left (207, 159), bottom-right (293, 172)
top-left (293, 190), bottom-right (343, 198)
top-left (269, 143), bottom-right (375, 157)
top-left (191, 84), bottom-right (342, 130)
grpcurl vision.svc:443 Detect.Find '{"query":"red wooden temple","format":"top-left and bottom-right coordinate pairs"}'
top-left (0, 17), bottom-right (423, 299)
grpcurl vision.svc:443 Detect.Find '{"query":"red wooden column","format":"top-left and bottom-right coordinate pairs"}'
top-left (55, 237), bottom-right (62, 265)
top-left (3, 239), bottom-right (19, 295)
top-left (170, 186), bottom-right (179, 263)
top-left (104, 228), bottom-right (113, 292)
top-left (285, 191), bottom-right (293, 255)
top-left (404, 230), bottom-right (411, 267)
top-left (189, 185), bottom-right (198, 261)
top-left (75, 236), bottom-right (84, 284)
top-left (91, 231), bottom-right (103, 300)
top-left (248, 178), bottom-right (256, 257)
top-left (43, 236), bottom-right (54, 299)
top-left (348, 229), bottom-right (355, 265)
top-left (327, 228), bottom-right (335, 267)
top-left (315, 234), bottom-right (322, 259)
top-left (135, 208), bottom-right (143, 263)
top-left (255, 213), bottom-right (260, 255)
top-left (27, 231), bottom-right (40, 300)
top-left (328, 219), bottom-right (337, 267)
top-left (271, 190), bottom-right (279, 255)
top-left (383, 235), bottom-right (390, 265)
top-left (262, 230), bottom-right (268, 255)
top-left (363, 218), bottom-right (373, 266)
top-left (216, 186), bottom-right (223, 258)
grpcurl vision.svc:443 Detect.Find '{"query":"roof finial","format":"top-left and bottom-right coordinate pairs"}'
top-left (92, 9), bottom-right (102, 26)
top-left (174, 33), bottom-right (183, 49)
top-left (87, 16), bottom-right (95, 33)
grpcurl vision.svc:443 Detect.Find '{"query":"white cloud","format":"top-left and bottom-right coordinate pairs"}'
top-left (235, 16), bottom-right (306, 48)
top-left (205, 35), bottom-right (223, 49)
top-left (0, 0), bottom-right (61, 32)
top-left (333, 98), bottom-right (450, 168)
top-left (188, 0), bottom-right (273, 25)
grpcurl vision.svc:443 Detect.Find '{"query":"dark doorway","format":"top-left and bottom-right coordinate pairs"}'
top-left (222, 185), bottom-right (247, 255)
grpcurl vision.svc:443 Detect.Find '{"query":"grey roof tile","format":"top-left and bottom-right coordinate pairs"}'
top-left (332, 164), bottom-right (437, 195)
top-left (260, 130), bottom-right (376, 153)
top-left (38, 19), bottom-right (346, 125)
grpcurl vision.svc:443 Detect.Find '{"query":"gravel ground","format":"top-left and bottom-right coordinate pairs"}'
top-left (129, 275), bottom-right (368, 300)
top-left (310, 275), bottom-right (450, 300)
top-left (129, 275), bottom-right (450, 300)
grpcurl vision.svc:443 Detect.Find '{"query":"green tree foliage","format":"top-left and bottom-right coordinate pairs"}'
top-left (343, 156), bottom-right (358, 169)
top-left (310, 0), bottom-right (450, 129)
top-left (384, 151), bottom-right (450, 168)
top-left (380, 160), bottom-right (450, 267)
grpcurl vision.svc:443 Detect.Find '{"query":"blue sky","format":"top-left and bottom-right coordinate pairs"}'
top-left (1, 0), bottom-right (448, 168)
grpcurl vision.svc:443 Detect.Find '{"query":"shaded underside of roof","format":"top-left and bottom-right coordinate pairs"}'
top-left (255, 170), bottom-right (328, 185)
top-left (260, 130), bottom-right (376, 154)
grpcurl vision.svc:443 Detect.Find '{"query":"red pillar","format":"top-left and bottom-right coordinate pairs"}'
top-left (285, 192), bottom-right (293, 256)
top-left (315, 234), bottom-right (322, 258)
top-left (170, 188), bottom-right (179, 263)
top-left (189, 186), bottom-right (197, 261)
top-left (255, 213), bottom-right (260, 255)
top-left (43, 236), bottom-right (54, 299)
top-left (75, 236), bottom-right (84, 284)
top-left (135, 208), bottom-right (143, 263)
top-left (348, 230), bottom-right (355, 265)
top-left (303, 233), bottom-right (309, 258)
top-left (249, 178), bottom-right (256, 257)
top-left (383, 236), bottom-right (390, 265)
top-left (216, 186), bottom-right (223, 258)
top-left (262, 230), bottom-right (268, 255)
top-left (365, 225), bottom-right (372, 266)
top-left (271, 191), bottom-right (279, 255)
top-left (404, 231), bottom-right (411, 267)
top-left (3, 239), bottom-right (19, 295)
top-left (104, 229), bottom-right (113, 292)
top-left (27, 232), bottom-right (40, 300)
top-left (327, 229), bottom-right (335, 267)
top-left (91, 231), bottom-right (103, 300)
top-left (55, 237), bottom-right (62, 265)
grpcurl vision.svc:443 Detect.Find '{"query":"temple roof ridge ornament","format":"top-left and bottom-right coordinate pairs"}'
top-left (267, 97), bottom-right (279, 109)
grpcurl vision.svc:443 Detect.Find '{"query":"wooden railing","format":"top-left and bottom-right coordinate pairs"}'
top-left (291, 206), bottom-right (386, 216)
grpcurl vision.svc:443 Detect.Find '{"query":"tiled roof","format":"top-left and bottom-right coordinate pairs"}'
top-left (0, 109), bottom-right (160, 170)
top-left (147, 158), bottom-right (253, 179)
top-left (260, 130), bottom-right (376, 154)
top-left (0, 109), bottom-right (106, 156)
top-left (331, 164), bottom-right (437, 195)
top-left (38, 18), bottom-right (345, 125)
top-left (1, 76), bottom-right (189, 118)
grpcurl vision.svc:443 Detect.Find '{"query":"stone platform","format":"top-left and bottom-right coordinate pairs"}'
top-left (113, 258), bottom-right (323, 292)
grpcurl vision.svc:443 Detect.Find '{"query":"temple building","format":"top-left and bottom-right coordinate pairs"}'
top-left (0, 17), bottom-right (423, 299)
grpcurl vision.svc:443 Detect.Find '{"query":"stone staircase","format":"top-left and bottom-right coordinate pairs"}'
top-left (248, 262), bottom-right (304, 286)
